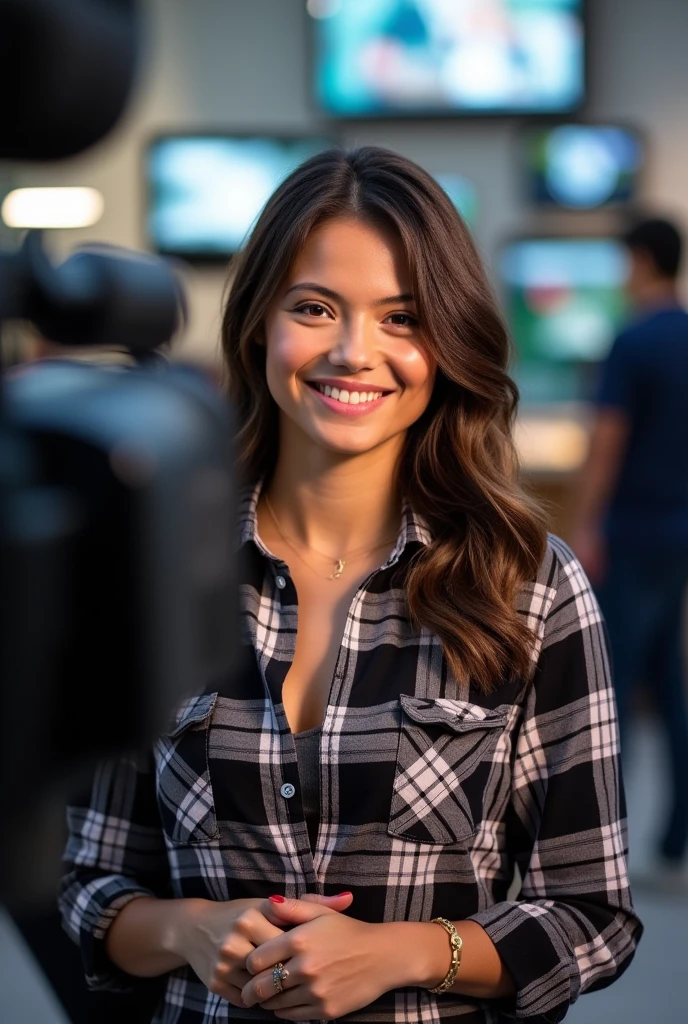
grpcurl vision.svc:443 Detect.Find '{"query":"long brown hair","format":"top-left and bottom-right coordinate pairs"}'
top-left (221, 147), bottom-right (547, 691)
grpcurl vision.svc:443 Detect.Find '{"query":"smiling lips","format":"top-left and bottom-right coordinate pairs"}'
top-left (307, 380), bottom-right (393, 416)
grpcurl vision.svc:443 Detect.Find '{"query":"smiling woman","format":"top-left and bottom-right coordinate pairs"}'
top-left (61, 148), bottom-right (642, 1024)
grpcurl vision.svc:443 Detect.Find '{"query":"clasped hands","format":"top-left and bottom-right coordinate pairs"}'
top-left (199, 892), bottom-right (398, 1021)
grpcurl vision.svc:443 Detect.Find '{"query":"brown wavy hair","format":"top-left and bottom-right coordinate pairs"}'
top-left (221, 147), bottom-right (547, 691)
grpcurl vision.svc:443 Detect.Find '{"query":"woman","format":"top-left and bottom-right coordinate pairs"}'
top-left (61, 147), bottom-right (642, 1023)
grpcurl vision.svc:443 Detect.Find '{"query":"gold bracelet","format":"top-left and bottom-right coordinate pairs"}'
top-left (428, 917), bottom-right (463, 994)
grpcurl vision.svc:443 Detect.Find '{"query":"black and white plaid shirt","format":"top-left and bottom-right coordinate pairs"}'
top-left (61, 485), bottom-right (642, 1023)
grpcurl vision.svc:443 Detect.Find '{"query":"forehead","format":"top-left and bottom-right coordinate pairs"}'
top-left (287, 216), bottom-right (412, 294)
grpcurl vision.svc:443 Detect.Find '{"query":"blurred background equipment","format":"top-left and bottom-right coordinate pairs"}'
top-left (312, 0), bottom-right (586, 116)
top-left (146, 134), bottom-right (335, 261)
top-left (0, 0), bottom-right (238, 916)
top-left (522, 123), bottom-right (645, 209)
top-left (499, 236), bottom-right (629, 405)
top-left (0, 0), bottom-right (140, 161)
top-left (1, 2), bottom-right (238, 1022)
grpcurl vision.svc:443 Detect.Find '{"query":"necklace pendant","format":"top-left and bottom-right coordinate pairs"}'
top-left (329, 559), bottom-right (346, 580)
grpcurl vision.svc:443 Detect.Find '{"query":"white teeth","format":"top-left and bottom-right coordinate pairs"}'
top-left (314, 383), bottom-right (386, 405)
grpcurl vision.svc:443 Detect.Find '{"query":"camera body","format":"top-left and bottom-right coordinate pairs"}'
top-left (1, 357), bottom-right (238, 903)
top-left (0, 0), bottom-right (240, 911)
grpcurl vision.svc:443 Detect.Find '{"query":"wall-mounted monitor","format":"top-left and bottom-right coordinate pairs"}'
top-left (523, 123), bottom-right (644, 208)
top-left (146, 135), bottom-right (335, 261)
top-left (313, 0), bottom-right (585, 117)
top-left (498, 237), bottom-right (629, 405)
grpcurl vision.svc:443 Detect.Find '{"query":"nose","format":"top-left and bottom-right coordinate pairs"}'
top-left (327, 314), bottom-right (379, 372)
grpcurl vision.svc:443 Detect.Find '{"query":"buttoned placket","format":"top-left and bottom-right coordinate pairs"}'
top-left (264, 561), bottom-right (321, 891)
top-left (256, 529), bottom-right (411, 893)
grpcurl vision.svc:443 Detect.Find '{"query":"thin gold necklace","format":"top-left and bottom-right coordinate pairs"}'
top-left (263, 494), bottom-right (396, 580)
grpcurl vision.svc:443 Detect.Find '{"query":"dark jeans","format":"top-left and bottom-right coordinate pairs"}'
top-left (596, 542), bottom-right (688, 862)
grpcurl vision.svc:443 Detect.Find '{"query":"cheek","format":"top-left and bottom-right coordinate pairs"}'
top-left (392, 342), bottom-right (436, 393)
top-left (266, 321), bottom-right (321, 382)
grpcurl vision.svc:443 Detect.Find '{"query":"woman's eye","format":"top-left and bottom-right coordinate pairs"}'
top-left (296, 303), bottom-right (331, 318)
top-left (385, 312), bottom-right (418, 328)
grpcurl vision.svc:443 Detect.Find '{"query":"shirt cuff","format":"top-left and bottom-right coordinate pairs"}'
top-left (62, 879), bottom-right (157, 992)
top-left (467, 901), bottom-right (575, 1022)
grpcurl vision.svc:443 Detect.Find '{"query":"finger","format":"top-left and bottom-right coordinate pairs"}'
top-left (212, 961), bottom-right (252, 1001)
top-left (223, 984), bottom-right (246, 1008)
top-left (223, 906), bottom-right (284, 953)
top-left (255, 986), bottom-right (310, 1011)
top-left (209, 971), bottom-right (245, 1008)
top-left (242, 966), bottom-right (300, 1008)
top-left (224, 967), bottom-right (253, 992)
top-left (245, 930), bottom-right (297, 978)
top-left (301, 891), bottom-right (353, 912)
top-left (260, 895), bottom-right (340, 929)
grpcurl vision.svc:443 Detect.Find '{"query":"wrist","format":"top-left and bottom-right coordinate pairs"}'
top-left (161, 898), bottom-right (210, 961)
top-left (370, 922), bottom-right (454, 991)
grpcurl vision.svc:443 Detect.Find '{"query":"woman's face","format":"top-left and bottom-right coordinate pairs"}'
top-left (264, 216), bottom-right (436, 460)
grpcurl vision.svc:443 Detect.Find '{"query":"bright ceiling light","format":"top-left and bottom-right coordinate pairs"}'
top-left (306, 0), bottom-right (341, 18)
top-left (1, 187), bottom-right (104, 229)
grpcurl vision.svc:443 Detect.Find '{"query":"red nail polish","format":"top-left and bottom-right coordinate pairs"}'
top-left (269, 894), bottom-right (285, 903)
top-left (336, 891), bottom-right (352, 897)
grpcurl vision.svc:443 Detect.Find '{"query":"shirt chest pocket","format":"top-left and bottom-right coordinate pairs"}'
top-left (388, 695), bottom-right (510, 846)
top-left (155, 693), bottom-right (219, 845)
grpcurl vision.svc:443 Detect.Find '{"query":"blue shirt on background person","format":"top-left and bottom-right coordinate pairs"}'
top-left (598, 304), bottom-right (688, 546)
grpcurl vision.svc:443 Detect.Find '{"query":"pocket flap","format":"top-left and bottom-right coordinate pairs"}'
top-left (400, 695), bottom-right (509, 732)
top-left (167, 692), bottom-right (217, 737)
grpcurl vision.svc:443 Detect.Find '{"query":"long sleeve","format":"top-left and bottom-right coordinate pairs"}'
top-left (468, 537), bottom-right (643, 1021)
top-left (59, 750), bottom-right (171, 991)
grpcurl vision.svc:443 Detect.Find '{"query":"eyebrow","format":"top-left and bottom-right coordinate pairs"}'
top-left (285, 282), bottom-right (415, 307)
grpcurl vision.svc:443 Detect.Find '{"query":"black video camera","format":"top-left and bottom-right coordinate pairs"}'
top-left (0, 0), bottom-right (238, 908)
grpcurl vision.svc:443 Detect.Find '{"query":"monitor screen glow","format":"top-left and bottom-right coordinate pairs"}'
top-left (314, 0), bottom-right (585, 117)
top-left (146, 136), bottom-right (334, 259)
top-left (499, 238), bottom-right (630, 405)
top-left (524, 124), bottom-right (644, 208)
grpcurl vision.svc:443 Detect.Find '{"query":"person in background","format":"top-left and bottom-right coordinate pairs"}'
top-left (572, 215), bottom-right (688, 889)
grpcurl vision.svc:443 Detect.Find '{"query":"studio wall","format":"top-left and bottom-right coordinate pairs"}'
top-left (6, 0), bottom-right (688, 368)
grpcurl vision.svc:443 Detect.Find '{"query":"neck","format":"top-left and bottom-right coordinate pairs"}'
top-left (265, 430), bottom-right (403, 557)
top-left (633, 278), bottom-right (679, 311)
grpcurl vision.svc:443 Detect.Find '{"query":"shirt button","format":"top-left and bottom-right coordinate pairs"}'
top-left (275, 575), bottom-right (286, 590)
top-left (280, 782), bottom-right (296, 799)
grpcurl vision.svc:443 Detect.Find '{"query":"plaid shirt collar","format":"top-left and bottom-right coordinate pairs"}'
top-left (238, 479), bottom-right (433, 565)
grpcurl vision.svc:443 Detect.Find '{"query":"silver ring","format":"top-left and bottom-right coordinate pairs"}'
top-left (272, 962), bottom-right (289, 993)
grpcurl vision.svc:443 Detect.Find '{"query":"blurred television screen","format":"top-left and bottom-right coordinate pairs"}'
top-left (313, 0), bottom-right (585, 117)
top-left (146, 135), bottom-right (334, 261)
top-left (434, 173), bottom-right (478, 227)
top-left (499, 237), bottom-right (630, 405)
top-left (524, 124), bottom-right (644, 208)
